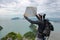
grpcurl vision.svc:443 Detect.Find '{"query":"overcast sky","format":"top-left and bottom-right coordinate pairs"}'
top-left (0, 0), bottom-right (60, 18)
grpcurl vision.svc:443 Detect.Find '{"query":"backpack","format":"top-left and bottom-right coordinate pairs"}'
top-left (43, 26), bottom-right (50, 36)
top-left (43, 20), bottom-right (54, 37)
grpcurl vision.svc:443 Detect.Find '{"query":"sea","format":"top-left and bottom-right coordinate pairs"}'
top-left (0, 18), bottom-right (60, 38)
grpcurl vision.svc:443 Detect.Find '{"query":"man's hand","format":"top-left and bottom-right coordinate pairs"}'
top-left (24, 14), bottom-right (28, 19)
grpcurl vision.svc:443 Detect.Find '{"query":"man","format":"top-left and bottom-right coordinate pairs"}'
top-left (24, 14), bottom-right (54, 40)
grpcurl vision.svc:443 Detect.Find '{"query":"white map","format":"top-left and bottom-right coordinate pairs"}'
top-left (24, 7), bottom-right (37, 17)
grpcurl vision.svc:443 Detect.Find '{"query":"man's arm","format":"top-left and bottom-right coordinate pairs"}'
top-left (35, 15), bottom-right (40, 20)
top-left (24, 16), bottom-right (39, 24)
top-left (24, 15), bottom-right (40, 24)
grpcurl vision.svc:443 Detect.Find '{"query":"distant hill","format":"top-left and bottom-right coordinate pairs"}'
top-left (27, 17), bottom-right (60, 22)
top-left (28, 17), bottom-right (60, 22)
top-left (48, 18), bottom-right (60, 22)
top-left (11, 17), bottom-right (60, 22)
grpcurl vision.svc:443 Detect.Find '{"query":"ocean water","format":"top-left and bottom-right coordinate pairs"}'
top-left (0, 19), bottom-right (60, 38)
top-left (0, 19), bottom-right (31, 38)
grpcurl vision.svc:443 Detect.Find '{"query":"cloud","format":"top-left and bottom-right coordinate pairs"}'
top-left (0, 0), bottom-right (60, 18)
top-left (0, 0), bottom-right (32, 16)
top-left (0, 0), bottom-right (16, 4)
top-left (31, 0), bottom-right (60, 18)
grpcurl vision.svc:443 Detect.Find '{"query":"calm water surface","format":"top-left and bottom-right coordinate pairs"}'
top-left (0, 19), bottom-right (60, 38)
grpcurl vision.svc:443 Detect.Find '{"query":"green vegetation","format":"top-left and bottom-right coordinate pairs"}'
top-left (23, 31), bottom-right (36, 40)
top-left (16, 33), bottom-right (23, 40)
top-left (1, 32), bottom-right (23, 40)
top-left (0, 26), bottom-right (3, 31)
top-left (1, 24), bottom-right (37, 40)
top-left (1, 31), bottom-right (36, 40)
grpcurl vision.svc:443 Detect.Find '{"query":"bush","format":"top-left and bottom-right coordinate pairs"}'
top-left (23, 31), bottom-right (36, 40)
top-left (16, 33), bottom-right (23, 40)
top-left (1, 32), bottom-right (23, 40)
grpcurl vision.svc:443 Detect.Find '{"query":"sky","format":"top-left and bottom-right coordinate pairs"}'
top-left (0, 0), bottom-right (60, 18)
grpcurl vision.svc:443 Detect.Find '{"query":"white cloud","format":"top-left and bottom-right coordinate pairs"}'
top-left (0, 0), bottom-right (60, 18)
top-left (0, 0), bottom-right (32, 16)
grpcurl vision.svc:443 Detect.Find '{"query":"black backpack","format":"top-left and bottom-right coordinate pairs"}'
top-left (43, 20), bottom-right (54, 37)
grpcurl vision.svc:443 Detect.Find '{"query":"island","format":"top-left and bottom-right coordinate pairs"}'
top-left (12, 17), bottom-right (20, 20)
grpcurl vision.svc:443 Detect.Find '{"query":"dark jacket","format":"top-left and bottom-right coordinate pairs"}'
top-left (24, 15), bottom-right (45, 33)
top-left (43, 19), bottom-right (54, 36)
top-left (24, 15), bottom-right (54, 38)
top-left (24, 15), bottom-right (54, 32)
